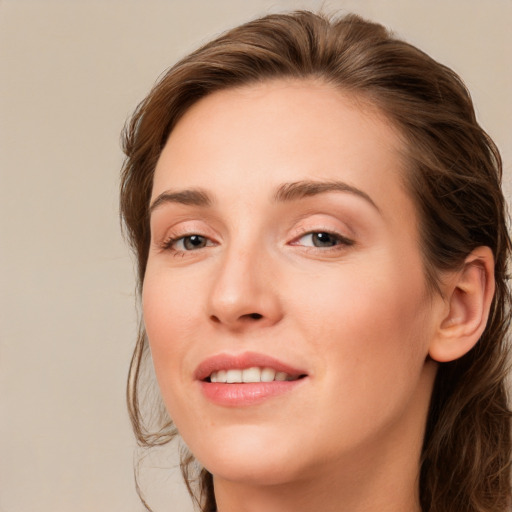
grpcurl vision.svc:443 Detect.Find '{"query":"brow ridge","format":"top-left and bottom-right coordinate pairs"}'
top-left (274, 180), bottom-right (379, 211)
top-left (149, 188), bottom-right (212, 213)
top-left (149, 180), bottom-right (378, 215)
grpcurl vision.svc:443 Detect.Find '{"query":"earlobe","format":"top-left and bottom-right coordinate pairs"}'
top-left (429, 246), bottom-right (495, 363)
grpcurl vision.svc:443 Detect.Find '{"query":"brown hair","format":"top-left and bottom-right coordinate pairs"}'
top-left (120, 11), bottom-right (511, 512)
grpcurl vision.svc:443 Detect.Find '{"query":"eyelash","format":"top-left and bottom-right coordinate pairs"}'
top-left (160, 233), bottom-right (215, 253)
top-left (160, 229), bottom-right (354, 254)
top-left (290, 230), bottom-right (354, 250)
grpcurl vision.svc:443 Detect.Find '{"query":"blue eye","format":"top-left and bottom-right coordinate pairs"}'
top-left (296, 232), bottom-right (352, 248)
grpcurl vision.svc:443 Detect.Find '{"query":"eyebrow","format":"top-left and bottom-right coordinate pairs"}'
top-left (149, 188), bottom-right (213, 214)
top-left (149, 179), bottom-right (379, 215)
top-left (274, 180), bottom-right (379, 211)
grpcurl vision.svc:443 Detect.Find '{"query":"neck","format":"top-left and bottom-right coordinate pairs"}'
top-left (214, 451), bottom-right (422, 512)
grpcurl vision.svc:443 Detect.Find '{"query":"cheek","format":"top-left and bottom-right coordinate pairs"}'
top-left (294, 261), bottom-right (429, 341)
top-left (292, 260), bottom-right (432, 416)
top-left (143, 267), bottom-right (202, 341)
top-left (142, 271), bottom-right (200, 395)
top-left (142, 273), bottom-right (211, 445)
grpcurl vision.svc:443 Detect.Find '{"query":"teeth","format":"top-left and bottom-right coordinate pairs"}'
top-left (210, 369), bottom-right (225, 383)
top-left (261, 367), bottom-right (276, 382)
top-left (226, 369), bottom-right (242, 383)
top-left (242, 367), bottom-right (261, 383)
top-left (209, 367), bottom-right (297, 383)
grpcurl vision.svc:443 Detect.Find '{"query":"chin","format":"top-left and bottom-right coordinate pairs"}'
top-left (185, 425), bottom-right (305, 486)
top-left (207, 456), bottom-right (300, 487)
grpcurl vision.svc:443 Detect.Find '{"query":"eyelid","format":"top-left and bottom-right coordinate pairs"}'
top-left (289, 229), bottom-right (355, 248)
top-left (163, 234), bottom-right (216, 252)
top-left (154, 220), bottom-right (219, 252)
top-left (287, 216), bottom-right (355, 244)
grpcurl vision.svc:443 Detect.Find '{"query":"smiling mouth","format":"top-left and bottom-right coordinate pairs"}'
top-left (206, 367), bottom-right (307, 383)
top-left (197, 353), bottom-right (308, 406)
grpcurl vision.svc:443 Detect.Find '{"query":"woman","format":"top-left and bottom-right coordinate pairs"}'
top-left (120, 11), bottom-right (511, 512)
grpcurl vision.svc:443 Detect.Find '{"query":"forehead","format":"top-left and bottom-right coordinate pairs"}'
top-left (153, 79), bottom-right (412, 219)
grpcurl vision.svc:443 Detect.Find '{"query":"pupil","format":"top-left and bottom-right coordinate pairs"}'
top-left (184, 235), bottom-right (206, 250)
top-left (314, 232), bottom-right (336, 247)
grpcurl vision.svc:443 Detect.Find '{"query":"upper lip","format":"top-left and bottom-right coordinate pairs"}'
top-left (194, 351), bottom-right (308, 381)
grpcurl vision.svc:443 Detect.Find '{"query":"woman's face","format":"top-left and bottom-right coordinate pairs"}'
top-left (143, 80), bottom-right (442, 485)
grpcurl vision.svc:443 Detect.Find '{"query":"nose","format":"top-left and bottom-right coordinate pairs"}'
top-left (207, 244), bottom-right (283, 331)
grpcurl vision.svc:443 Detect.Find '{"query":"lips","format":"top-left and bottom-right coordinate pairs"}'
top-left (195, 351), bottom-right (307, 381)
top-left (195, 352), bottom-right (308, 407)
top-left (210, 367), bottom-right (298, 383)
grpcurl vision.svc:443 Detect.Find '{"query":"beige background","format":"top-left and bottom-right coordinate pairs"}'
top-left (1, 1), bottom-right (510, 511)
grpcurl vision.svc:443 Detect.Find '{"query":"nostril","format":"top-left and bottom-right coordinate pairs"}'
top-left (248, 313), bottom-right (263, 320)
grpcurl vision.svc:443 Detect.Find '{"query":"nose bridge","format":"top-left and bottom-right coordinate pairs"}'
top-left (207, 230), bottom-right (281, 328)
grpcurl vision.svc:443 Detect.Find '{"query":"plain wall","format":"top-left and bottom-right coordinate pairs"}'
top-left (1, 1), bottom-right (510, 511)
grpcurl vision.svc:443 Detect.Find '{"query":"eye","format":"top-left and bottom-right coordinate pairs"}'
top-left (165, 234), bottom-right (213, 251)
top-left (294, 231), bottom-right (353, 248)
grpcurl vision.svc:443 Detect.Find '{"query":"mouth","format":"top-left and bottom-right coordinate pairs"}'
top-left (195, 352), bottom-right (308, 406)
top-left (206, 367), bottom-right (306, 383)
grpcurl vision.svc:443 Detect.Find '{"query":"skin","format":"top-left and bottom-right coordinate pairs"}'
top-left (143, 80), bottom-right (452, 512)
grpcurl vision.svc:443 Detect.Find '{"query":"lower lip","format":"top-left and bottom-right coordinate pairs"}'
top-left (199, 379), bottom-right (305, 407)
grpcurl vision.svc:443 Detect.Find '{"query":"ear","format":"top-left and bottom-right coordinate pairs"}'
top-left (429, 246), bottom-right (495, 363)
